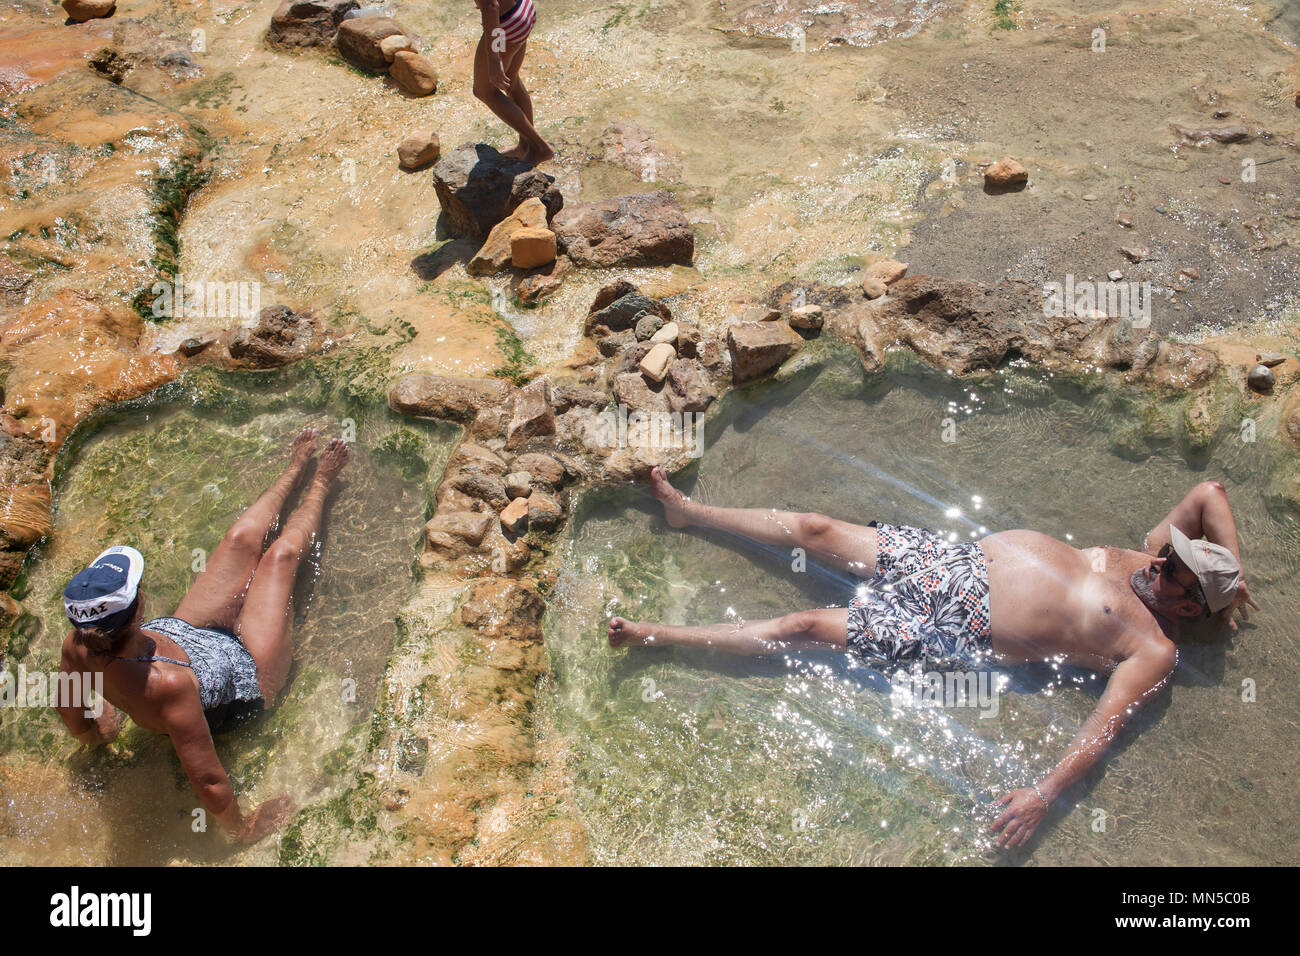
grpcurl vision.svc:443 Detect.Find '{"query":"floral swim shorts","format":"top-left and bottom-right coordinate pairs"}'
top-left (846, 523), bottom-right (994, 672)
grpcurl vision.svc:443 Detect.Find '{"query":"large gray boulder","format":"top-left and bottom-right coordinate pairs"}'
top-left (432, 144), bottom-right (562, 240)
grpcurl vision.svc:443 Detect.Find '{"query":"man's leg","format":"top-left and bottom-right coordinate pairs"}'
top-left (650, 466), bottom-right (879, 578)
top-left (472, 35), bottom-right (552, 163)
top-left (236, 439), bottom-right (349, 705)
top-left (608, 607), bottom-right (848, 655)
top-left (173, 428), bottom-right (318, 630)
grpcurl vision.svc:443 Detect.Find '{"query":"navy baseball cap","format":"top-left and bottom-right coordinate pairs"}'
top-left (63, 546), bottom-right (144, 631)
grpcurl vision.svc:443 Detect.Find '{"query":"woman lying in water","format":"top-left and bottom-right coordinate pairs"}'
top-left (55, 429), bottom-right (348, 844)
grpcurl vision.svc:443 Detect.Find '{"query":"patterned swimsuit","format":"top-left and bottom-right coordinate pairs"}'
top-left (498, 0), bottom-right (536, 45)
top-left (846, 524), bottom-right (994, 672)
top-left (112, 617), bottom-right (263, 731)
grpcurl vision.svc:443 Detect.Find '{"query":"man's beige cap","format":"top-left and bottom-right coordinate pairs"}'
top-left (1169, 525), bottom-right (1241, 613)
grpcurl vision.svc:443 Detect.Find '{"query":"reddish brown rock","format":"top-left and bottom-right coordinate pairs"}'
top-left (726, 321), bottom-right (804, 383)
top-left (552, 191), bottom-right (694, 268)
top-left (459, 577), bottom-right (547, 641)
top-left (268, 0), bottom-right (358, 47)
top-left (336, 17), bottom-right (406, 73)
top-left (983, 157), bottom-right (1028, 190)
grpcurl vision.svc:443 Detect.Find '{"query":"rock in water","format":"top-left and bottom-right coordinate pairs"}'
top-left (510, 227), bottom-right (557, 269)
top-left (552, 191), bottom-right (694, 267)
top-left (984, 157), bottom-right (1029, 190)
top-left (506, 379), bottom-right (556, 450)
top-left (268, 0), bottom-right (359, 47)
top-left (640, 342), bottom-right (676, 383)
top-left (726, 321), bottom-right (803, 383)
top-left (468, 197), bottom-right (548, 275)
top-left (62, 0), bottom-right (115, 21)
top-left (1247, 364), bottom-right (1275, 393)
top-left (336, 16), bottom-right (406, 73)
top-left (390, 50), bottom-right (437, 95)
top-left (398, 130), bottom-right (440, 170)
top-left (789, 304), bottom-right (824, 330)
top-left (388, 373), bottom-right (513, 422)
top-left (227, 305), bottom-right (316, 368)
top-left (432, 143), bottom-right (560, 240)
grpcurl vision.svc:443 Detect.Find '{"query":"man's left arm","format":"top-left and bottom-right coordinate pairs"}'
top-left (991, 642), bottom-right (1177, 848)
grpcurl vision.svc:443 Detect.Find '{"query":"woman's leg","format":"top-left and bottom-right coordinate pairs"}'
top-left (173, 428), bottom-right (318, 630)
top-left (608, 607), bottom-right (848, 655)
top-left (499, 43), bottom-right (534, 159)
top-left (649, 466), bottom-right (879, 579)
top-left (236, 438), bottom-right (349, 704)
top-left (472, 35), bottom-right (552, 163)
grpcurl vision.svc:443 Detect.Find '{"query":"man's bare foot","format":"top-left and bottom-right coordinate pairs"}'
top-left (290, 427), bottom-right (319, 470)
top-left (608, 617), bottom-right (659, 648)
top-left (501, 141), bottom-right (529, 160)
top-left (315, 438), bottom-right (350, 483)
top-left (650, 465), bottom-right (691, 528)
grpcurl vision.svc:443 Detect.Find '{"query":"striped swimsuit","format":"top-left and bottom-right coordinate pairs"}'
top-left (499, 0), bottom-right (536, 45)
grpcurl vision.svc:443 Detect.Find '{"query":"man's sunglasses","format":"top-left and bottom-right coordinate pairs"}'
top-left (1157, 542), bottom-right (1208, 607)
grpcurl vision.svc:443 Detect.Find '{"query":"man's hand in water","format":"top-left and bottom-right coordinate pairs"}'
top-left (1220, 579), bottom-right (1260, 632)
top-left (991, 788), bottom-right (1048, 849)
top-left (238, 794), bottom-right (296, 845)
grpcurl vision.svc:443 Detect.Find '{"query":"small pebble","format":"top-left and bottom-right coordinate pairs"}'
top-left (1082, 193), bottom-right (1099, 202)
top-left (1107, 270), bottom-right (1124, 281)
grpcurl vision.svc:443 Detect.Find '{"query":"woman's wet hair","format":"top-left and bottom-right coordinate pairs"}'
top-left (71, 598), bottom-right (138, 653)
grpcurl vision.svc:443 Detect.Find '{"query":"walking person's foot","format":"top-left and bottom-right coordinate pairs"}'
top-left (525, 140), bottom-right (555, 165)
top-left (608, 617), bottom-right (657, 648)
top-left (315, 438), bottom-right (350, 483)
top-left (650, 465), bottom-right (690, 528)
top-left (500, 141), bottom-right (530, 160)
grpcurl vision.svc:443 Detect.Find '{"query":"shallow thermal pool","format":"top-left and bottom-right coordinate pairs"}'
top-left (539, 344), bottom-right (1300, 865)
top-left (0, 365), bottom-right (451, 865)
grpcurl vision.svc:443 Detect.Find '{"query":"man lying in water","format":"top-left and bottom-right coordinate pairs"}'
top-left (55, 429), bottom-right (348, 844)
top-left (608, 468), bottom-right (1259, 849)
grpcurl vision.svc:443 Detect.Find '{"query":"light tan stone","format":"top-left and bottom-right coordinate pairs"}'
top-left (510, 227), bottom-right (557, 269)
top-left (640, 342), bottom-right (676, 382)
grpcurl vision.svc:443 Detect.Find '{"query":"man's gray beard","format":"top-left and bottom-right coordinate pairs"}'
top-left (1130, 567), bottom-right (1161, 609)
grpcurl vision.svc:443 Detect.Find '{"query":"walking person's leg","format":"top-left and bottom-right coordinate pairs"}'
top-left (649, 466), bottom-right (880, 579)
top-left (473, 35), bottom-right (552, 163)
top-left (236, 439), bottom-right (349, 705)
top-left (173, 428), bottom-right (319, 630)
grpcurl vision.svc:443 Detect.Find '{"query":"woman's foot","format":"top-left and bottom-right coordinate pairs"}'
top-left (650, 465), bottom-right (691, 528)
top-left (315, 438), bottom-right (350, 484)
top-left (524, 140), bottom-right (555, 165)
top-left (290, 427), bottom-right (319, 470)
top-left (500, 141), bottom-right (530, 160)
top-left (608, 617), bottom-right (659, 648)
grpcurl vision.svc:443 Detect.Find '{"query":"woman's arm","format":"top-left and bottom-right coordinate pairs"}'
top-left (161, 682), bottom-right (292, 843)
top-left (55, 643), bottom-right (120, 747)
